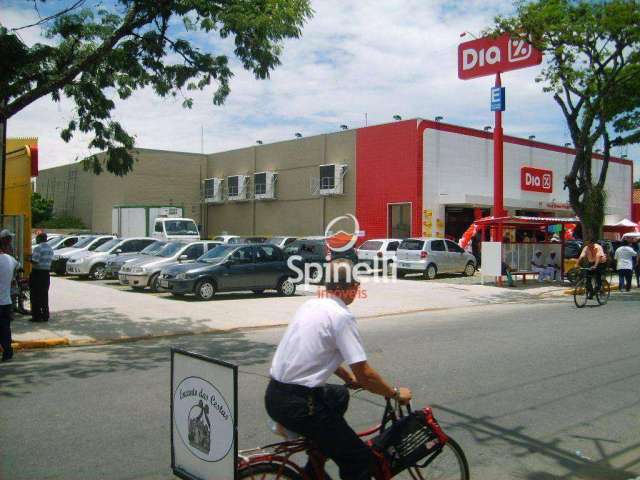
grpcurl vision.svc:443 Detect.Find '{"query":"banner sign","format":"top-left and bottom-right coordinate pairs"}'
top-left (171, 349), bottom-right (238, 480)
top-left (521, 166), bottom-right (553, 193)
top-left (458, 33), bottom-right (542, 80)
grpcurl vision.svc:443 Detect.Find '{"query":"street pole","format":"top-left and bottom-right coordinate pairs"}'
top-left (492, 72), bottom-right (504, 241)
top-left (0, 106), bottom-right (6, 215)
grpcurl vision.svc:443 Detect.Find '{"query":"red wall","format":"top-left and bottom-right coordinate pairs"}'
top-left (355, 120), bottom-right (421, 241)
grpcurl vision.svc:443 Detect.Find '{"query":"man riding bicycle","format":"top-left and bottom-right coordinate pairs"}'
top-left (578, 239), bottom-right (607, 298)
top-left (265, 259), bottom-right (412, 480)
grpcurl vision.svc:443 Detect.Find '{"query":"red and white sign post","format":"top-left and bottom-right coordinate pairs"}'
top-left (458, 33), bottom-right (542, 242)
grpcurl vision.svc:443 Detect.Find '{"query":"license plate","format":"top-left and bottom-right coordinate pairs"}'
top-left (401, 262), bottom-right (410, 268)
top-left (160, 280), bottom-right (169, 288)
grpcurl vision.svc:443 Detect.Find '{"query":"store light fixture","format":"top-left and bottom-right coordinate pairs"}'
top-left (483, 126), bottom-right (492, 131)
top-left (294, 132), bottom-right (302, 138)
top-left (256, 140), bottom-right (263, 145)
top-left (393, 115), bottom-right (402, 121)
top-left (528, 135), bottom-right (536, 141)
top-left (340, 125), bottom-right (348, 130)
top-left (435, 116), bottom-right (444, 122)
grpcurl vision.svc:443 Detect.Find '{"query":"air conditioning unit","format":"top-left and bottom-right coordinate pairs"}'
top-left (254, 171), bottom-right (278, 200)
top-left (202, 178), bottom-right (223, 203)
top-left (227, 175), bottom-right (250, 201)
top-left (319, 164), bottom-right (347, 196)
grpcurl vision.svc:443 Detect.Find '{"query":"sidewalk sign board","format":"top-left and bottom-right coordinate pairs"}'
top-left (171, 348), bottom-right (238, 480)
top-left (480, 241), bottom-right (502, 284)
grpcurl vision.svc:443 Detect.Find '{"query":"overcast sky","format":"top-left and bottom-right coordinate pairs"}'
top-left (3, 0), bottom-right (638, 178)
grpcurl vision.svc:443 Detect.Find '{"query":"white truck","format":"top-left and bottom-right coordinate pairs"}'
top-left (112, 206), bottom-right (200, 241)
top-left (151, 217), bottom-right (200, 242)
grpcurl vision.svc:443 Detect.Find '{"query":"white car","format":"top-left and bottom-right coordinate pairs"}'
top-left (51, 235), bottom-right (115, 275)
top-left (266, 236), bottom-right (298, 249)
top-left (66, 237), bottom-right (155, 279)
top-left (396, 237), bottom-right (477, 280)
top-left (356, 239), bottom-right (402, 270)
top-left (212, 235), bottom-right (240, 244)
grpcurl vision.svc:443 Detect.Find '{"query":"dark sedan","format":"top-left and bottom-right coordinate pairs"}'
top-left (158, 244), bottom-right (296, 300)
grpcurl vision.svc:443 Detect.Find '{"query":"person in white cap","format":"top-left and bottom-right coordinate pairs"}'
top-left (0, 230), bottom-right (18, 361)
top-left (531, 250), bottom-right (551, 282)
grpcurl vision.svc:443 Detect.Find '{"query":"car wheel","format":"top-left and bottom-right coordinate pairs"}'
top-left (424, 264), bottom-right (437, 280)
top-left (90, 264), bottom-right (107, 280)
top-left (252, 289), bottom-right (265, 294)
top-left (277, 277), bottom-right (296, 297)
top-left (195, 279), bottom-right (216, 300)
top-left (149, 273), bottom-right (161, 292)
top-left (463, 262), bottom-right (476, 276)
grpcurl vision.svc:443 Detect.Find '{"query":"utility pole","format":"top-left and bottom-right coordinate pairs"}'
top-left (0, 100), bottom-right (7, 215)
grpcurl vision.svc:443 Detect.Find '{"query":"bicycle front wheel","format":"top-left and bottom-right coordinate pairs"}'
top-left (238, 462), bottom-right (301, 480)
top-left (573, 279), bottom-right (588, 308)
top-left (596, 279), bottom-right (610, 305)
top-left (395, 437), bottom-right (469, 480)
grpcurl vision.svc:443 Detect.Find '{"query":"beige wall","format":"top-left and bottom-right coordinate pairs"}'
top-left (205, 131), bottom-right (356, 237)
top-left (38, 149), bottom-right (206, 233)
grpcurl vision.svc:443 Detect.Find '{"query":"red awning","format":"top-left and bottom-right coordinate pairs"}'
top-left (474, 215), bottom-right (580, 228)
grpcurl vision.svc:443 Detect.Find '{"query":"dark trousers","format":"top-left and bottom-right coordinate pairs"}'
top-left (618, 269), bottom-right (632, 292)
top-left (265, 379), bottom-right (376, 480)
top-left (30, 269), bottom-right (50, 321)
top-left (586, 264), bottom-right (605, 297)
top-left (636, 264), bottom-right (640, 288)
top-left (0, 304), bottom-right (13, 360)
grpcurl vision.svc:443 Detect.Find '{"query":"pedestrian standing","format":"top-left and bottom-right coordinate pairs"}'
top-left (0, 230), bottom-right (19, 361)
top-left (29, 232), bottom-right (54, 322)
top-left (614, 240), bottom-right (637, 293)
top-left (632, 239), bottom-right (640, 288)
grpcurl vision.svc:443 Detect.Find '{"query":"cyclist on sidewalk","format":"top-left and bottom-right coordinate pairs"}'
top-left (265, 259), bottom-right (412, 480)
top-left (578, 239), bottom-right (607, 298)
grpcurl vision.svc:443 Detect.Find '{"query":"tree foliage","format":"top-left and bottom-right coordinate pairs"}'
top-left (31, 192), bottom-right (54, 225)
top-left (493, 0), bottom-right (640, 240)
top-left (0, 0), bottom-right (313, 175)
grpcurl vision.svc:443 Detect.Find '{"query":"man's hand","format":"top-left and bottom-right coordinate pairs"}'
top-left (395, 387), bottom-right (412, 405)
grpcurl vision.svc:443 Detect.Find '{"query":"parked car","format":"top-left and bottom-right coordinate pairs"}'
top-left (267, 236), bottom-right (298, 248)
top-left (33, 233), bottom-right (62, 246)
top-left (396, 237), bottom-right (477, 279)
top-left (104, 240), bottom-right (167, 278)
top-left (46, 234), bottom-right (82, 251)
top-left (227, 236), bottom-right (269, 244)
top-left (159, 244), bottom-right (296, 300)
top-left (152, 217), bottom-right (200, 241)
top-left (51, 235), bottom-right (115, 275)
top-left (66, 237), bottom-right (155, 279)
top-left (283, 237), bottom-right (358, 282)
top-left (212, 235), bottom-right (240, 244)
top-left (119, 240), bottom-right (220, 291)
top-left (356, 238), bottom-right (401, 269)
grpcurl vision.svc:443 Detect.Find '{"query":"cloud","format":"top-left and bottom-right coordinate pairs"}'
top-left (4, 0), bottom-right (638, 178)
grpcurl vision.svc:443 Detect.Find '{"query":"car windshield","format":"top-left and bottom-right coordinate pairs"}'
top-left (399, 239), bottom-right (424, 250)
top-left (213, 236), bottom-right (229, 242)
top-left (162, 220), bottom-right (199, 236)
top-left (284, 240), bottom-right (321, 254)
top-left (266, 237), bottom-right (285, 245)
top-left (141, 241), bottom-right (167, 255)
top-left (199, 245), bottom-right (236, 263)
top-left (359, 240), bottom-right (383, 251)
top-left (157, 242), bottom-right (186, 258)
top-left (227, 237), bottom-right (245, 244)
top-left (47, 237), bottom-right (65, 247)
top-left (95, 238), bottom-right (120, 252)
top-left (73, 236), bottom-right (96, 249)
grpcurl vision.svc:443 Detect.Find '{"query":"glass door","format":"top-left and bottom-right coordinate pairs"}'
top-left (388, 203), bottom-right (411, 239)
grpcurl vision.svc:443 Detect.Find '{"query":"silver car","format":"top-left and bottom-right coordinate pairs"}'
top-left (119, 240), bottom-right (221, 291)
top-left (66, 237), bottom-right (155, 279)
top-left (51, 235), bottom-right (115, 275)
top-left (395, 237), bottom-right (477, 280)
top-left (104, 240), bottom-right (168, 278)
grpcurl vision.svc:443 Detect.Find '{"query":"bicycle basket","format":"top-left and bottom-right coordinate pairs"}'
top-left (371, 407), bottom-right (448, 475)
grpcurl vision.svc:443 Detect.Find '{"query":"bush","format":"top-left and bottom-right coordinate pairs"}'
top-left (39, 215), bottom-right (87, 229)
top-left (32, 192), bottom-right (54, 225)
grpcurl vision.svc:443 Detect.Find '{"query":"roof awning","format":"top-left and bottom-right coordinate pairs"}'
top-left (474, 215), bottom-right (580, 228)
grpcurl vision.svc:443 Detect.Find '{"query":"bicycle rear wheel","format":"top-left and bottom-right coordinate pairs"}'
top-left (596, 279), bottom-right (610, 305)
top-left (395, 437), bottom-right (469, 480)
top-left (238, 462), bottom-right (301, 480)
top-left (573, 279), bottom-right (588, 308)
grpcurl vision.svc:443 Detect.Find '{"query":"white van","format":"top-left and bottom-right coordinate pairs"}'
top-left (152, 217), bottom-right (200, 242)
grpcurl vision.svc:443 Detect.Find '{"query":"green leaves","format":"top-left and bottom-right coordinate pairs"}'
top-left (1, 0), bottom-right (313, 176)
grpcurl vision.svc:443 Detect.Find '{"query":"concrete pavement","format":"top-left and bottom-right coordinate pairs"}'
top-left (11, 275), bottom-right (567, 349)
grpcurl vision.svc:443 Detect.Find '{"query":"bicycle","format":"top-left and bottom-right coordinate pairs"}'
top-left (573, 266), bottom-right (610, 308)
top-left (11, 269), bottom-right (31, 315)
top-left (237, 396), bottom-right (469, 480)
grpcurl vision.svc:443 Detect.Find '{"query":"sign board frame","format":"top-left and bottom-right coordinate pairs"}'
top-left (480, 241), bottom-right (502, 283)
top-left (171, 348), bottom-right (238, 480)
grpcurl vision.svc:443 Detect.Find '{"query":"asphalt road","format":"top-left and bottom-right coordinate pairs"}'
top-left (2, 293), bottom-right (640, 480)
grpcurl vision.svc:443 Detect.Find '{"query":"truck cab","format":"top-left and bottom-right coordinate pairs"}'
top-left (152, 217), bottom-right (200, 242)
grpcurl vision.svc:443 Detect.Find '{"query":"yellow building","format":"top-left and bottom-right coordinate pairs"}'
top-left (4, 137), bottom-right (38, 270)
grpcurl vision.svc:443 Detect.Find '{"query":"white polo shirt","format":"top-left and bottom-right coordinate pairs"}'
top-left (0, 253), bottom-right (18, 306)
top-left (270, 297), bottom-right (367, 388)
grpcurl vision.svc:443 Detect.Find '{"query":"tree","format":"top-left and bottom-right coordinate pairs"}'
top-left (493, 0), bottom-right (640, 240)
top-left (31, 192), bottom-right (54, 226)
top-left (0, 0), bottom-right (313, 176)
top-left (634, 180), bottom-right (640, 189)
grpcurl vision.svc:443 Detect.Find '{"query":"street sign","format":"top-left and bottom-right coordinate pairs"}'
top-left (171, 349), bottom-right (238, 480)
top-left (458, 34), bottom-right (542, 80)
top-left (490, 86), bottom-right (505, 111)
top-left (521, 166), bottom-right (553, 193)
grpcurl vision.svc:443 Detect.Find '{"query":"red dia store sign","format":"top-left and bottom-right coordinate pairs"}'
top-left (521, 167), bottom-right (553, 193)
top-left (458, 34), bottom-right (542, 80)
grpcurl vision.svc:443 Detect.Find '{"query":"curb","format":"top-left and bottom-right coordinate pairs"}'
top-left (12, 337), bottom-right (70, 350)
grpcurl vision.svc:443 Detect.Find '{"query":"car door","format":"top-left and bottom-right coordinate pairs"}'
top-left (218, 246), bottom-right (256, 290)
top-left (445, 240), bottom-right (467, 272)
top-left (428, 240), bottom-right (449, 273)
top-left (181, 243), bottom-right (204, 263)
top-left (253, 245), bottom-right (284, 288)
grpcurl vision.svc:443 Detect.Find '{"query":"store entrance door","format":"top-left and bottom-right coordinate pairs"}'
top-left (388, 203), bottom-right (411, 239)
